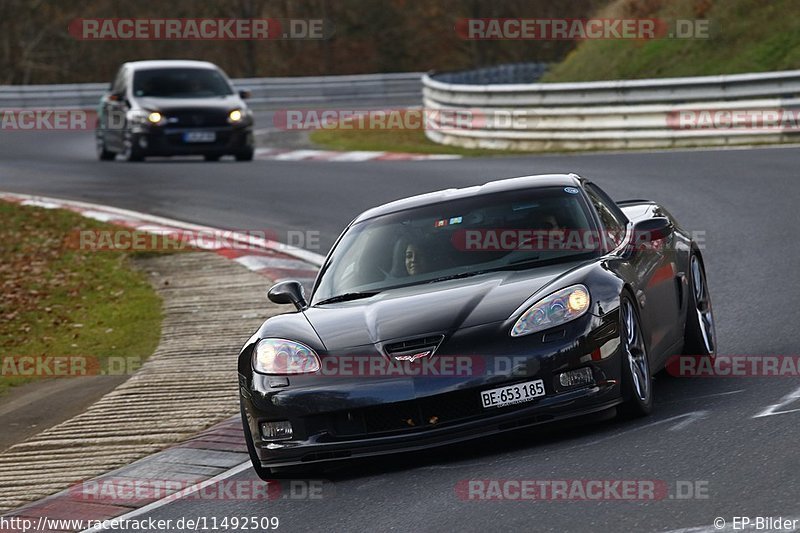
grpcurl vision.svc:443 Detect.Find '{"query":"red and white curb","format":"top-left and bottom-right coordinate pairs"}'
top-left (255, 147), bottom-right (461, 162)
top-left (0, 192), bottom-right (325, 286)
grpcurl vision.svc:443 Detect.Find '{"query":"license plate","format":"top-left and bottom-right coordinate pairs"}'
top-left (183, 131), bottom-right (216, 143)
top-left (481, 379), bottom-right (545, 409)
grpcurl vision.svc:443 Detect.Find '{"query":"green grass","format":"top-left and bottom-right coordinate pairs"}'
top-left (0, 202), bottom-right (163, 395)
top-left (542, 0), bottom-right (800, 82)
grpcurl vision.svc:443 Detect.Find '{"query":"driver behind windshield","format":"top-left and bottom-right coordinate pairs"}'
top-left (405, 242), bottom-right (427, 275)
top-left (391, 232), bottom-right (430, 276)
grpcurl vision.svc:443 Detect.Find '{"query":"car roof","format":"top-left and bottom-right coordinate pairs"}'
top-left (123, 60), bottom-right (221, 71)
top-left (353, 173), bottom-right (585, 223)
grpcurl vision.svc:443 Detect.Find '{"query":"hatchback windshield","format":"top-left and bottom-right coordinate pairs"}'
top-left (312, 187), bottom-right (603, 304)
top-left (132, 68), bottom-right (233, 98)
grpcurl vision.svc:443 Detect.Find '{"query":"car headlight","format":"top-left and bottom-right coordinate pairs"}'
top-left (511, 284), bottom-right (590, 337)
top-left (127, 110), bottom-right (163, 126)
top-left (253, 338), bottom-right (320, 375)
top-left (228, 109), bottom-right (244, 123)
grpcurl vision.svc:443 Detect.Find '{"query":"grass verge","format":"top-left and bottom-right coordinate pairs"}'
top-left (0, 201), bottom-right (163, 395)
top-left (542, 0), bottom-right (800, 82)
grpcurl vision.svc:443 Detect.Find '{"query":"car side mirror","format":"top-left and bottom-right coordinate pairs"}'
top-left (238, 89), bottom-right (252, 100)
top-left (631, 218), bottom-right (672, 249)
top-left (108, 93), bottom-right (121, 102)
top-left (267, 280), bottom-right (308, 311)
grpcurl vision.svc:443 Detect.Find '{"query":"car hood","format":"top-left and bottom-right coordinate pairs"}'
top-left (135, 95), bottom-right (243, 111)
top-left (304, 260), bottom-right (588, 351)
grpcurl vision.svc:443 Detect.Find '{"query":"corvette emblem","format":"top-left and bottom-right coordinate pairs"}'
top-left (393, 350), bottom-right (431, 362)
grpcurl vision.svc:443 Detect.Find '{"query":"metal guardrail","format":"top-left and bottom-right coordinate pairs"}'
top-left (0, 72), bottom-right (424, 110)
top-left (423, 69), bottom-right (800, 150)
top-left (431, 63), bottom-right (548, 85)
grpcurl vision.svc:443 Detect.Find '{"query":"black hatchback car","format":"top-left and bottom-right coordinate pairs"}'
top-left (96, 60), bottom-right (254, 162)
top-left (239, 173), bottom-right (716, 478)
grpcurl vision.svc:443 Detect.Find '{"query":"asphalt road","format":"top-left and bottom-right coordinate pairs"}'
top-left (2, 127), bottom-right (799, 532)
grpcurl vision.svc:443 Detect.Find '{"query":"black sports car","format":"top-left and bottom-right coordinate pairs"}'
top-left (96, 60), bottom-right (254, 162)
top-left (238, 173), bottom-right (716, 478)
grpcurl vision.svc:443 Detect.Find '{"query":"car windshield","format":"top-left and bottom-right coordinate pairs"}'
top-left (132, 68), bottom-right (233, 98)
top-left (312, 187), bottom-right (602, 304)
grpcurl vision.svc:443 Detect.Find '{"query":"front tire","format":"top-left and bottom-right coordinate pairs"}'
top-left (121, 130), bottom-right (145, 162)
top-left (619, 293), bottom-right (653, 417)
top-left (96, 131), bottom-right (115, 161)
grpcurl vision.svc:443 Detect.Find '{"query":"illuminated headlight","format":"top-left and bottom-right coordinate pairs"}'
top-left (511, 284), bottom-right (590, 337)
top-left (127, 110), bottom-right (163, 125)
top-left (253, 338), bottom-right (320, 375)
top-left (228, 109), bottom-right (244, 123)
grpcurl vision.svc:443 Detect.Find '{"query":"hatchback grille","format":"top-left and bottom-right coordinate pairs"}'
top-left (165, 109), bottom-right (229, 128)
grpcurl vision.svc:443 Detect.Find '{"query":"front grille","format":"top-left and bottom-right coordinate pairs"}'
top-left (322, 387), bottom-right (530, 439)
top-left (384, 335), bottom-right (444, 359)
top-left (165, 108), bottom-right (229, 128)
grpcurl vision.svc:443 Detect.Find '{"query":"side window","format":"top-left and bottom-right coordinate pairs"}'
top-left (111, 68), bottom-right (126, 96)
top-left (585, 183), bottom-right (627, 249)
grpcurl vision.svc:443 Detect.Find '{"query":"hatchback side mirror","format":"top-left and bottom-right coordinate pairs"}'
top-left (238, 89), bottom-right (252, 100)
top-left (267, 280), bottom-right (308, 311)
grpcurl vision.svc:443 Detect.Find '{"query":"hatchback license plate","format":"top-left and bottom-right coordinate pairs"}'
top-left (183, 131), bottom-right (216, 143)
top-left (481, 379), bottom-right (545, 409)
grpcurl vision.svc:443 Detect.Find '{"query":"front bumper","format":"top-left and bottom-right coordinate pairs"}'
top-left (131, 124), bottom-right (253, 156)
top-left (240, 311), bottom-right (624, 467)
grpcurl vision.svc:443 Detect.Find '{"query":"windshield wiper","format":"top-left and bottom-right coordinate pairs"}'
top-left (424, 271), bottom-right (491, 284)
top-left (499, 256), bottom-right (542, 269)
top-left (415, 257), bottom-right (546, 286)
top-left (315, 291), bottom-right (380, 305)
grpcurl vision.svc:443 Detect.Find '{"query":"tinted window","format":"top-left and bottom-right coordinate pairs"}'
top-left (132, 68), bottom-right (233, 98)
top-left (585, 183), bottom-right (628, 249)
top-left (313, 187), bottom-right (602, 303)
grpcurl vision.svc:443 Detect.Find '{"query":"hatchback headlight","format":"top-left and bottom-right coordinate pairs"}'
top-left (228, 109), bottom-right (244, 123)
top-left (127, 110), bottom-right (164, 126)
top-left (253, 338), bottom-right (320, 375)
top-left (511, 285), bottom-right (590, 337)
